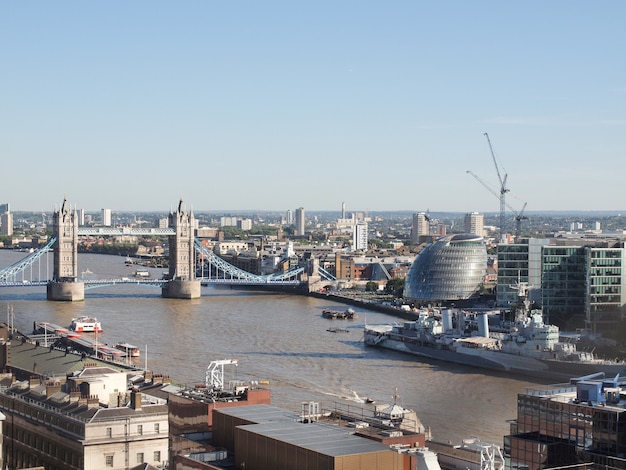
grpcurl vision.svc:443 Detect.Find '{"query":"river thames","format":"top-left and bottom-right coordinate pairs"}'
top-left (0, 250), bottom-right (546, 446)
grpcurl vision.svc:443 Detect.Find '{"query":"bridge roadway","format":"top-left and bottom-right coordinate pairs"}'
top-left (0, 277), bottom-right (303, 289)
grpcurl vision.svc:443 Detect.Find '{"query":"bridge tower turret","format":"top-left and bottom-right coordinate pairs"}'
top-left (162, 198), bottom-right (201, 299)
top-left (47, 197), bottom-right (85, 301)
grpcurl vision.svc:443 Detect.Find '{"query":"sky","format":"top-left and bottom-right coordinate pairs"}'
top-left (2, 2), bottom-right (626, 214)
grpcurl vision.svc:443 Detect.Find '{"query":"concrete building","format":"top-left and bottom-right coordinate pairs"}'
top-left (0, 212), bottom-right (13, 236)
top-left (464, 212), bottom-right (484, 237)
top-left (295, 207), bottom-right (305, 236)
top-left (505, 372), bottom-right (626, 469)
top-left (353, 220), bottom-right (368, 251)
top-left (101, 208), bottom-right (112, 226)
top-left (410, 212), bottom-right (430, 245)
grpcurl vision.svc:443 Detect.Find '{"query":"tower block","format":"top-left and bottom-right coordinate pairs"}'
top-left (47, 198), bottom-right (84, 301)
top-left (162, 199), bottom-right (201, 299)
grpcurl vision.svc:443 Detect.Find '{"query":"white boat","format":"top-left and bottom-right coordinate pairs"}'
top-left (133, 270), bottom-right (150, 278)
top-left (115, 342), bottom-right (140, 357)
top-left (70, 316), bottom-right (103, 333)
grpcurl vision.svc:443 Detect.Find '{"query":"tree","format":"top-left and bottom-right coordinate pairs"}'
top-left (385, 278), bottom-right (405, 297)
top-left (365, 281), bottom-right (379, 292)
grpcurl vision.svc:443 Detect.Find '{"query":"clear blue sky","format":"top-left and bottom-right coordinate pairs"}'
top-left (2, 2), bottom-right (625, 214)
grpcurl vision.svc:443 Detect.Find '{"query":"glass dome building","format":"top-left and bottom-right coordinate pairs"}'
top-left (403, 233), bottom-right (487, 303)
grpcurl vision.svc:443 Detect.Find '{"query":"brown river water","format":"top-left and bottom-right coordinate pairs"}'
top-left (0, 250), bottom-right (544, 445)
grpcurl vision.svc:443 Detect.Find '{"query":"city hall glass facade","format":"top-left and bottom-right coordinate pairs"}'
top-left (403, 233), bottom-right (487, 302)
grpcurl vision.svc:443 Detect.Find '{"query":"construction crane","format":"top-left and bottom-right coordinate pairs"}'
top-left (514, 202), bottom-right (529, 240)
top-left (466, 170), bottom-right (528, 239)
top-left (483, 133), bottom-right (509, 241)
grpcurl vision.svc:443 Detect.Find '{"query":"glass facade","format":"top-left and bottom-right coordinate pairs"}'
top-left (403, 233), bottom-right (487, 302)
top-left (541, 246), bottom-right (587, 326)
top-left (505, 386), bottom-right (626, 469)
top-left (585, 247), bottom-right (626, 332)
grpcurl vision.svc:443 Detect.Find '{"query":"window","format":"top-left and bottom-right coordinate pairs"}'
top-left (154, 451), bottom-right (161, 462)
top-left (137, 453), bottom-right (144, 464)
top-left (154, 422), bottom-right (160, 434)
top-left (105, 455), bottom-right (114, 467)
top-left (137, 424), bottom-right (143, 435)
top-left (106, 427), bottom-right (112, 438)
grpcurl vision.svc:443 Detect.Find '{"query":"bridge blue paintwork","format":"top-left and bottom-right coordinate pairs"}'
top-left (0, 237), bottom-right (306, 289)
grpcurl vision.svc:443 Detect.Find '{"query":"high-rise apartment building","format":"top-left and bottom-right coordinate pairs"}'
top-left (352, 221), bottom-right (368, 251)
top-left (285, 209), bottom-right (293, 225)
top-left (101, 208), bottom-right (112, 226)
top-left (464, 212), bottom-right (484, 237)
top-left (0, 211), bottom-right (13, 236)
top-left (295, 207), bottom-right (305, 236)
top-left (410, 212), bottom-right (430, 245)
top-left (0, 203), bottom-right (9, 213)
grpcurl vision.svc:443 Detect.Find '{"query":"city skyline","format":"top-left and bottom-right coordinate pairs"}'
top-left (2, 2), bottom-right (626, 213)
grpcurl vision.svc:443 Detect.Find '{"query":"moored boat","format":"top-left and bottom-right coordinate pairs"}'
top-left (364, 282), bottom-right (626, 381)
top-left (115, 342), bottom-right (140, 357)
top-left (70, 316), bottom-right (103, 333)
top-left (322, 308), bottom-right (358, 320)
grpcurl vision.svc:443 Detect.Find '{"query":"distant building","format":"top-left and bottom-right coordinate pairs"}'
top-left (0, 212), bottom-right (13, 236)
top-left (410, 212), bottom-right (430, 245)
top-left (285, 209), bottom-right (293, 225)
top-left (78, 208), bottom-right (85, 226)
top-left (0, 203), bottom-right (9, 213)
top-left (101, 208), bottom-right (112, 226)
top-left (295, 207), bottom-right (305, 236)
top-left (237, 218), bottom-right (252, 230)
top-left (352, 221), bottom-right (368, 251)
top-left (464, 212), bottom-right (484, 237)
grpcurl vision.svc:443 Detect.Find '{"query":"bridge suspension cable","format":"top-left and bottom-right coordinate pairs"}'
top-left (0, 237), bottom-right (56, 282)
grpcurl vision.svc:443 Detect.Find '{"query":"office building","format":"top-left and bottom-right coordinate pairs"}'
top-left (78, 208), bottom-right (85, 226)
top-left (496, 238), bottom-right (547, 307)
top-left (101, 208), bottom-right (112, 226)
top-left (295, 207), bottom-right (305, 236)
top-left (505, 373), bottom-right (626, 469)
top-left (464, 212), bottom-right (484, 237)
top-left (0, 203), bottom-right (9, 214)
top-left (404, 234), bottom-right (487, 303)
top-left (410, 212), bottom-right (430, 245)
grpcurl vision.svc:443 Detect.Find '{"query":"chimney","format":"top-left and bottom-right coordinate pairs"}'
top-left (130, 390), bottom-right (142, 410)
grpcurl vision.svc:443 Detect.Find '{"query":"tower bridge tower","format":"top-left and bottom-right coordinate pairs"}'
top-left (47, 198), bottom-right (84, 301)
top-left (162, 198), bottom-right (201, 299)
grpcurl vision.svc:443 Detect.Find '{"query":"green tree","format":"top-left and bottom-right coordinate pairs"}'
top-left (385, 277), bottom-right (405, 297)
top-left (365, 281), bottom-right (379, 292)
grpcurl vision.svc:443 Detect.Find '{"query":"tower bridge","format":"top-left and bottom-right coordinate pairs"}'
top-left (0, 198), bottom-right (311, 301)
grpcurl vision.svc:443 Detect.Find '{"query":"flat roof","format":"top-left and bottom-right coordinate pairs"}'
top-left (239, 420), bottom-right (392, 457)
top-left (215, 404), bottom-right (300, 423)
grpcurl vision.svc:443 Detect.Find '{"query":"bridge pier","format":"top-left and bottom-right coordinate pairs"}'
top-left (47, 281), bottom-right (85, 301)
top-left (162, 280), bottom-right (201, 299)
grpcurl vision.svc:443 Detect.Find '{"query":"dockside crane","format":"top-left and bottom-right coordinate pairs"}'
top-left (483, 132), bottom-right (509, 241)
top-left (466, 170), bottom-right (528, 239)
